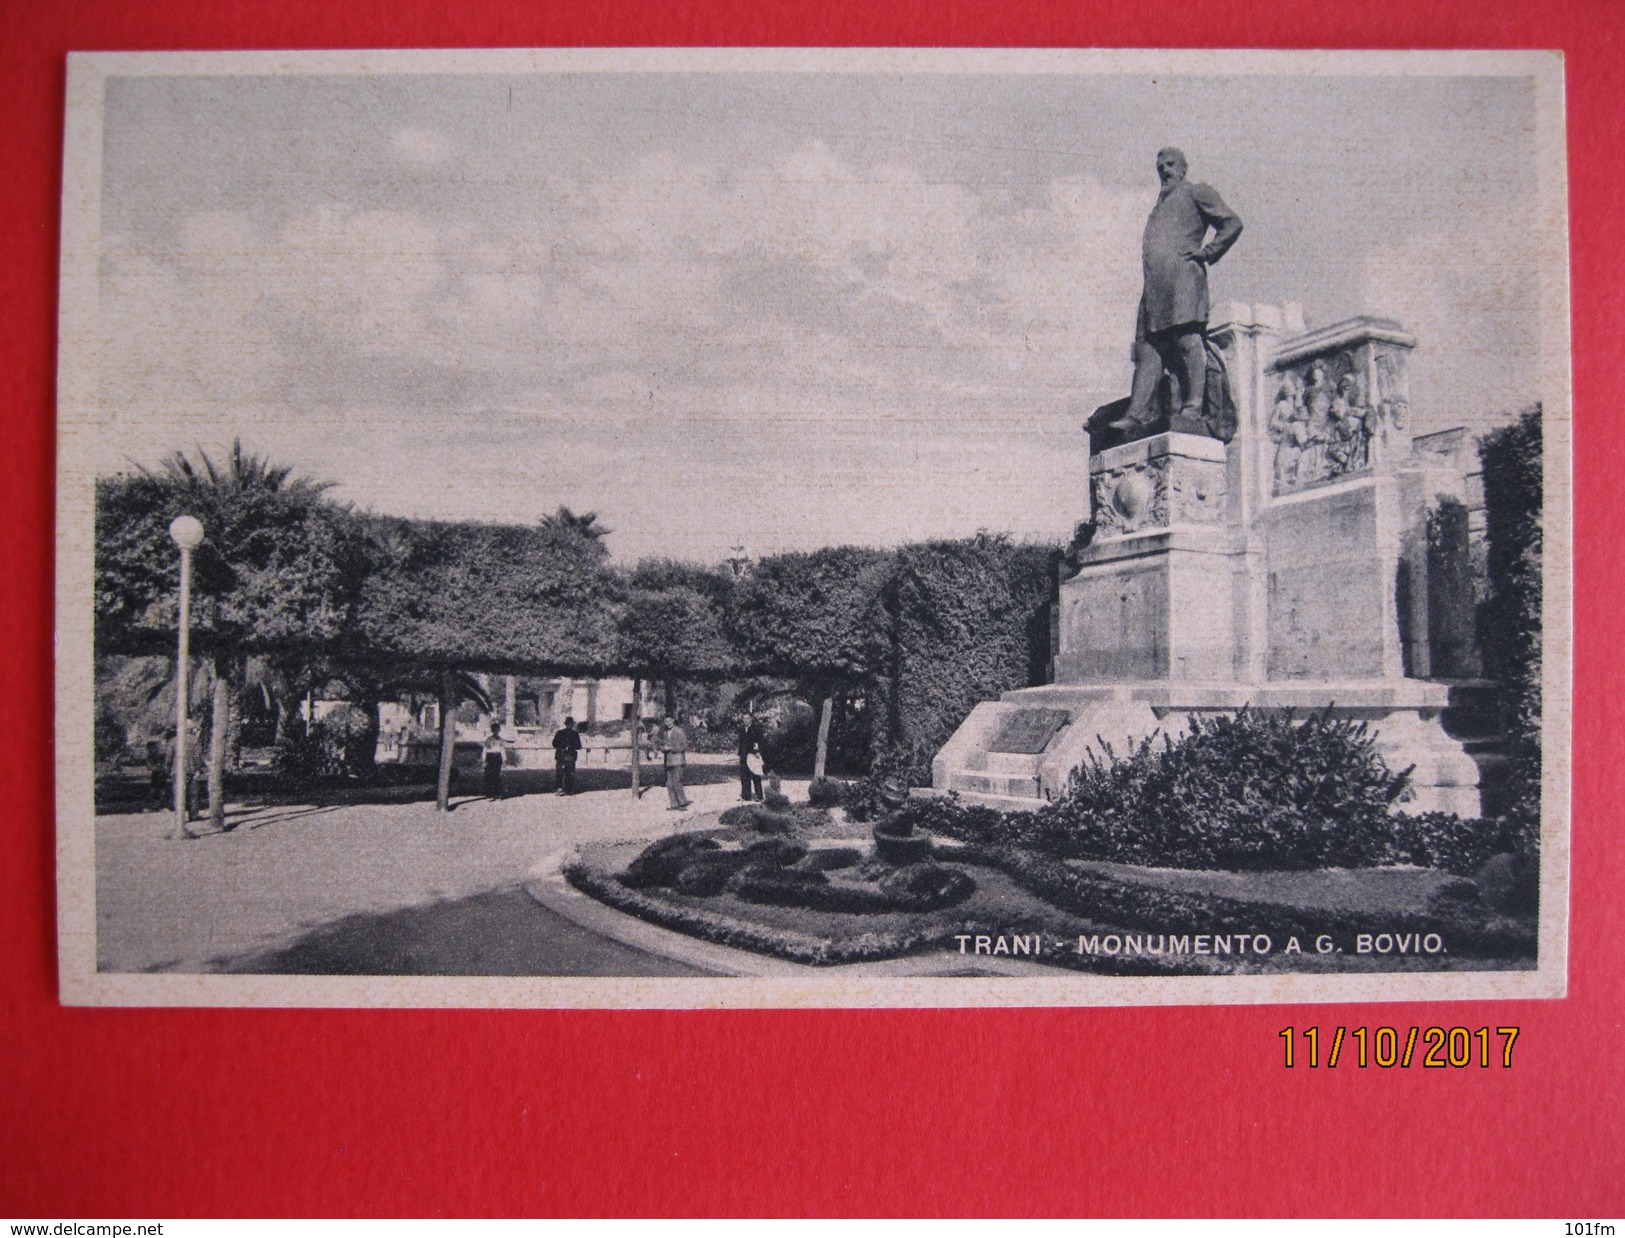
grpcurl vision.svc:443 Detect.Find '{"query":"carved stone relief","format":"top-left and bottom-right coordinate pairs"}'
top-left (1091, 460), bottom-right (1168, 536)
top-left (1268, 350), bottom-right (1370, 494)
top-left (1371, 346), bottom-right (1412, 459)
top-left (1267, 341), bottom-right (1415, 495)
top-left (1089, 452), bottom-right (1225, 537)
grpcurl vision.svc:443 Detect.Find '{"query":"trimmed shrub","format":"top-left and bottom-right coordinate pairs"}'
top-left (1426, 877), bottom-right (1482, 912)
top-left (956, 843), bottom-right (1535, 958)
top-left (889, 711), bottom-right (1432, 871)
top-left (673, 850), bottom-right (761, 896)
top-left (807, 777), bottom-right (845, 808)
top-left (1390, 812), bottom-right (1533, 876)
top-left (842, 778), bottom-right (884, 824)
top-left (889, 793), bottom-right (1036, 847)
top-left (743, 837), bottom-right (809, 866)
top-left (620, 833), bottom-right (721, 888)
top-left (844, 754), bottom-right (925, 822)
top-left (1427, 496), bottom-right (1482, 678)
top-left (795, 847), bottom-right (864, 872)
top-left (628, 832), bottom-right (809, 896)
top-left (871, 535), bottom-right (1059, 785)
top-left (563, 861), bottom-right (945, 965)
top-left (94, 704), bottom-right (129, 766)
top-left (877, 863), bottom-right (976, 909)
top-left (718, 803), bottom-right (782, 832)
top-left (725, 863), bottom-right (831, 905)
top-left (1031, 709), bottom-right (1412, 870)
top-left (717, 802), bottom-right (829, 834)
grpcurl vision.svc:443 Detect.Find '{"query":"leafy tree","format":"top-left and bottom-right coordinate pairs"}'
top-left (95, 441), bottom-right (367, 830)
top-left (352, 515), bottom-right (622, 807)
top-left (604, 562), bottom-right (740, 794)
top-left (731, 546), bottom-right (892, 778)
top-left (873, 534), bottom-right (1059, 784)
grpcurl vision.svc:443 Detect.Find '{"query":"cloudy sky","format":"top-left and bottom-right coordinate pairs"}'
top-left (90, 63), bottom-right (1548, 562)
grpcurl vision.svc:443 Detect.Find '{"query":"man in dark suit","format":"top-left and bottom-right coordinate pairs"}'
top-left (551, 716), bottom-right (582, 796)
top-left (736, 707), bottom-right (759, 801)
top-left (1111, 147), bottom-right (1243, 437)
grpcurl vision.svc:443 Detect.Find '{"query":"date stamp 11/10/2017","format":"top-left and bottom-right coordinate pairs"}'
top-left (1280, 1026), bottom-right (1520, 1069)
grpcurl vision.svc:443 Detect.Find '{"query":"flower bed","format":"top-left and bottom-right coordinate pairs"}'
top-left (561, 814), bottom-right (1538, 972)
top-left (950, 845), bottom-right (1536, 962)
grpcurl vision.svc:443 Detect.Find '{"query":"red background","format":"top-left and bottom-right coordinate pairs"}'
top-left (3, 0), bottom-right (1621, 1219)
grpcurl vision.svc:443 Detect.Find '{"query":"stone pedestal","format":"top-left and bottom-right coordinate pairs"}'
top-left (931, 681), bottom-right (1482, 817)
top-left (932, 306), bottom-right (1490, 821)
top-left (1056, 432), bottom-right (1247, 684)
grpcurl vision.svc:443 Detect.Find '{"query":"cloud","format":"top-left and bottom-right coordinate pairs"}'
top-left (271, 205), bottom-right (446, 352)
top-left (1360, 215), bottom-right (1542, 426)
top-left (532, 144), bottom-right (1146, 418)
top-left (93, 147), bottom-right (1202, 558)
top-left (100, 136), bottom-right (1157, 429)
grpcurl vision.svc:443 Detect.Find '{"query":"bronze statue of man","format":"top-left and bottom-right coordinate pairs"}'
top-left (1110, 147), bottom-right (1243, 436)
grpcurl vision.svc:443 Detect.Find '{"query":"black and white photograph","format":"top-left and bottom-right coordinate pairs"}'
top-left (56, 48), bottom-right (1571, 1006)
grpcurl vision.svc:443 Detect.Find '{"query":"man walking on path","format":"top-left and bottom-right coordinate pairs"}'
top-left (552, 716), bottom-right (582, 796)
top-left (482, 723), bottom-right (507, 799)
top-left (662, 715), bottom-right (692, 811)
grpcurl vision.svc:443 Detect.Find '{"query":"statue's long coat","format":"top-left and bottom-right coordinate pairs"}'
top-left (1138, 179), bottom-right (1243, 336)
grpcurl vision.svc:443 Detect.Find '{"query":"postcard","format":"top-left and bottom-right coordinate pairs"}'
top-left (57, 48), bottom-right (1571, 1006)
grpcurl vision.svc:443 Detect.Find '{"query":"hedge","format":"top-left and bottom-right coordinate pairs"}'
top-left (869, 534), bottom-right (1058, 784)
top-left (1478, 405), bottom-right (1543, 830)
top-left (563, 861), bottom-right (945, 966)
top-left (99, 446), bottom-right (1065, 782)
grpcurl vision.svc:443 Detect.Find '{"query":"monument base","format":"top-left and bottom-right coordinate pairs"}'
top-left (930, 680), bottom-right (1485, 818)
top-left (933, 311), bottom-right (1500, 833)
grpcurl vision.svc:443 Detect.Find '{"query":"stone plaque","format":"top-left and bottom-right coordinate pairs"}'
top-left (986, 708), bottom-right (1071, 754)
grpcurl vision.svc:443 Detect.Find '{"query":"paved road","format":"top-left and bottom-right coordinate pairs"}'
top-left (94, 755), bottom-right (752, 976)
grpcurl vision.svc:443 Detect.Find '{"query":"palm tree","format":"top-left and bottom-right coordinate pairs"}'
top-left (152, 439), bottom-right (333, 504)
top-left (539, 505), bottom-right (611, 552)
top-left (142, 440), bottom-right (335, 832)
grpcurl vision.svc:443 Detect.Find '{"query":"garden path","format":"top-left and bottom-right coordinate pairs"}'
top-left (94, 754), bottom-right (755, 975)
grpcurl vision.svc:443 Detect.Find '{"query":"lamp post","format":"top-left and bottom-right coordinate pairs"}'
top-left (169, 515), bottom-right (205, 838)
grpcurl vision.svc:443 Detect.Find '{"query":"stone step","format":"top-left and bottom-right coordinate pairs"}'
top-left (948, 789), bottom-right (1049, 813)
top-left (984, 751), bottom-right (1045, 776)
top-left (947, 770), bottom-right (1041, 799)
top-left (911, 786), bottom-right (1048, 813)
